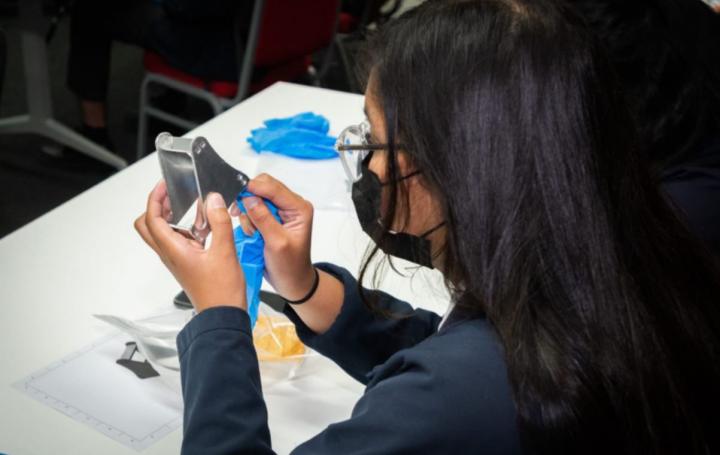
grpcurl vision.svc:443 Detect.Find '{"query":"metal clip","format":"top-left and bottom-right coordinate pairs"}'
top-left (116, 342), bottom-right (160, 379)
top-left (156, 132), bottom-right (251, 244)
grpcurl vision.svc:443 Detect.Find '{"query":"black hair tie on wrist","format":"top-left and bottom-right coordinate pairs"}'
top-left (283, 267), bottom-right (320, 305)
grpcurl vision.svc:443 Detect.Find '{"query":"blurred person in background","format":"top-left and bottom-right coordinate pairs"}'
top-left (66, 0), bottom-right (244, 153)
top-left (568, 0), bottom-right (720, 257)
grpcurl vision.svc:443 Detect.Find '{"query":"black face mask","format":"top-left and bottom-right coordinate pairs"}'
top-left (351, 160), bottom-right (444, 269)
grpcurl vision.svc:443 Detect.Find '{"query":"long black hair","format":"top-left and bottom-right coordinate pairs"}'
top-left (359, 0), bottom-right (720, 453)
top-left (566, 0), bottom-right (720, 169)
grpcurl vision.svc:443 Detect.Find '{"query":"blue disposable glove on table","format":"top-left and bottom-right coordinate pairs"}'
top-left (233, 190), bottom-right (281, 328)
top-left (247, 112), bottom-right (338, 160)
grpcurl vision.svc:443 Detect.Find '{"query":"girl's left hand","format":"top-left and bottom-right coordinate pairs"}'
top-left (134, 180), bottom-right (247, 313)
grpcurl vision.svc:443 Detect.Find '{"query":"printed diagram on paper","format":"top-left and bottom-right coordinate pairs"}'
top-left (13, 333), bottom-right (183, 452)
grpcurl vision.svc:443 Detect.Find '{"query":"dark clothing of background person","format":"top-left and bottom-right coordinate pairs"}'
top-left (567, 0), bottom-right (720, 258)
top-left (662, 137), bottom-right (720, 256)
top-left (67, 0), bottom-right (247, 102)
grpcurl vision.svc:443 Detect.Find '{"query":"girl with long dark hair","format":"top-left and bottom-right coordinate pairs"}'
top-left (135, 0), bottom-right (720, 453)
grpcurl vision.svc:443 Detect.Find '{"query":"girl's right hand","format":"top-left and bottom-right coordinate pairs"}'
top-left (236, 174), bottom-right (318, 301)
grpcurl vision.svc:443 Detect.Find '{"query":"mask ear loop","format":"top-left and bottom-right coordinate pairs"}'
top-left (420, 221), bottom-right (446, 238)
top-left (378, 169), bottom-right (422, 186)
top-left (400, 221), bottom-right (447, 273)
top-left (375, 168), bottom-right (431, 233)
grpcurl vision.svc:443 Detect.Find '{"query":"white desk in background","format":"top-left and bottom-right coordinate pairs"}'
top-left (0, 82), bottom-right (450, 455)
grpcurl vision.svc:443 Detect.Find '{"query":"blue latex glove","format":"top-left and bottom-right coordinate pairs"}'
top-left (263, 111), bottom-right (330, 132)
top-left (233, 190), bottom-right (281, 328)
top-left (247, 112), bottom-right (338, 160)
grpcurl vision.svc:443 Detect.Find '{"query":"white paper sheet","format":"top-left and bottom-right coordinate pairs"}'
top-left (11, 309), bottom-right (364, 454)
top-left (13, 334), bottom-right (183, 452)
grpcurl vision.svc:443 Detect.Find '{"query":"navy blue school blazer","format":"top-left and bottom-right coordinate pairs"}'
top-left (176, 263), bottom-right (522, 454)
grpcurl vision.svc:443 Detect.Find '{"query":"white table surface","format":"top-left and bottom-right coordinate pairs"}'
top-left (0, 82), bottom-right (450, 455)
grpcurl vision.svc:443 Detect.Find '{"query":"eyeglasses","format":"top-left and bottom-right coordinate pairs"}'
top-left (335, 120), bottom-right (390, 184)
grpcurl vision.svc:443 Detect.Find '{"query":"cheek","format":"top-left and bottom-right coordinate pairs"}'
top-left (367, 150), bottom-right (387, 181)
top-left (379, 182), bottom-right (411, 231)
top-left (368, 153), bottom-right (392, 222)
top-left (398, 180), bottom-right (441, 234)
top-left (367, 152), bottom-right (413, 230)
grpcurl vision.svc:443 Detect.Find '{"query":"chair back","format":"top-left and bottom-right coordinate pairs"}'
top-left (254, 0), bottom-right (340, 67)
top-left (234, 0), bottom-right (340, 101)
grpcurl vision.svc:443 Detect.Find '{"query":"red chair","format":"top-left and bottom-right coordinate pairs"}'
top-left (137, 0), bottom-right (341, 158)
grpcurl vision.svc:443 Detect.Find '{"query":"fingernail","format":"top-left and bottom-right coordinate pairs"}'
top-left (243, 197), bottom-right (260, 209)
top-left (207, 193), bottom-right (226, 209)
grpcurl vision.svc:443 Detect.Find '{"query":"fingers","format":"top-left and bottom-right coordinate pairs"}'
top-left (238, 213), bottom-right (256, 236)
top-left (230, 201), bottom-right (255, 235)
top-left (205, 193), bottom-right (236, 255)
top-left (247, 174), bottom-right (305, 210)
top-left (229, 201), bottom-right (241, 217)
top-left (145, 180), bottom-right (185, 256)
top-left (161, 194), bottom-right (173, 221)
top-left (242, 196), bottom-right (286, 240)
top-left (134, 213), bottom-right (159, 252)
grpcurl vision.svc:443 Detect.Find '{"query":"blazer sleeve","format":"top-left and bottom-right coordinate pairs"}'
top-left (283, 262), bottom-right (442, 384)
top-left (177, 307), bottom-right (274, 455)
top-left (176, 275), bottom-right (518, 454)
